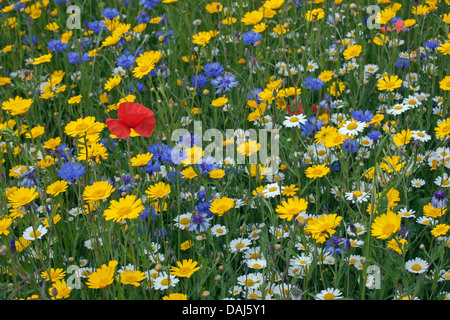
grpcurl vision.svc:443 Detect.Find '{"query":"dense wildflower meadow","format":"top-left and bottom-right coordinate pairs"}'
top-left (1, 0), bottom-right (450, 302)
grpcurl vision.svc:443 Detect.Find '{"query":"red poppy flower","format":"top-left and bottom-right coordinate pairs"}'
top-left (287, 103), bottom-right (303, 116)
top-left (105, 102), bottom-right (156, 139)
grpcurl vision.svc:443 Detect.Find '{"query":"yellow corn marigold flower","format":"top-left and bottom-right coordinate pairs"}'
top-left (209, 197), bottom-right (235, 216)
top-left (119, 270), bottom-right (146, 287)
top-left (387, 237), bottom-right (408, 254)
top-left (49, 280), bottom-right (71, 300)
top-left (209, 169), bottom-right (226, 179)
top-left (241, 10), bottom-right (264, 25)
top-left (371, 211), bottom-right (402, 240)
top-left (7, 187), bottom-right (39, 209)
top-left (169, 259), bottom-right (201, 278)
top-left (192, 31), bottom-right (212, 46)
top-left (130, 152), bottom-right (153, 167)
top-left (305, 164), bottom-right (330, 179)
top-left (43, 214), bottom-right (62, 228)
top-left (1, 96), bottom-right (33, 115)
top-left (104, 76), bottom-right (121, 91)
top-left (163, 293), bottom-right (188, 300)
top-left (31, 53), bottom-right (52, 65)
top-left (305, 214), bottom-right (342, 243)
top-left (82, 181), bottom-right (115, 204)
top-left (431, 224), bottom-right (450, 237)
top-left (145, 182), bottom-right (171, 200)
top-left (205, 2), bottom-right (223, 13)
top-left (377, 74), bottom-right (402, 91)
top-left (236, 140), bottom-right (260, 156)
top-left (275, 197), bottom-right (308, 221)
top-left (86, 260), bottom-right (118, 289)
top-left (423, 203), bottom-right (446, 219)
top-left (104, 195), bottom-right (144, 223)
top-left (435, 118), bottom-right (450, 139)
top-left (211, 97), bottom-right (228, 108)
top-left (440, 76), bottom-right (450, 91)
top-left (393, 129), bottom-right (412, 146)
top-left (46, 181), bottom-right (68, 196)
top-left (0, 217), bottom-right (12, 236)
top-left (181, 166), bottom-right (198, 179)
top-left (41, 268), bottom-right (66, 282)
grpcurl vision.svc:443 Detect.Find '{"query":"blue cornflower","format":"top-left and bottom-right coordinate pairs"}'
top-left (148, 143), bottom-right (173, 163)
top-left (22, 35), bottom-right (38, 47)
top-left (48, 39), bottom-right (68, 53)
top-left (325, 236), bottom-right (351, 256)
top-left (187, 213), bottom-right (213, 233)
top-left (117, 53), bottom-right (135, 68)
top-left (203, 62), bottom-right (224, 78)
top-left (211, 73), bottom-right (238, 94)
top-left (303, 76), bottom-right (325, 91)
top-left (152, 228), bottom-right (168, 239)
top-left (19, 168), bottom-right (40, 188)
top-left (191, 74), bottom-right (208, 88)
top-left (102, 7), bottom-right (120, 20)
top-left (80, 37), bottom-right (93, 48)
top-left (198, 156), bottom-right (219, 174)
top-left (395, 57), bottom-right (410, 69)
top-left (343, 138), bottom-right (359, 154)
top-left (195, 201), bottom-right (212, 215)
top-left (248, 88), bottom-right (263, 103)
top-left (139, 0), bottom-right (161, 10)
top-left (425, 39), bottom-right (440, 50)
top-left (352, 109), bottom-right (374, 123)
top-left (367, 130), bottom-right (382, 142)
top-left (67, 51), bottom-right (81, 65)
top-left (68, 51), bottom-right (89, 65)
top-left (331, 161), bottom-right (341, 172)
top-left (431, 190), bottom-right (448, 209)
top-left (86, 20), bottom-right (106, 34)
top-left (390, 16), bottom-right (402, 24)
top-left (115, 174), bottom-right (135, 193)
top-left (155, 30), bottom-right (174, 45)
top-left (241, 30), bottom-right (262, 45)
top-left (100, 137), bottom-right (116, 152)
top-left (126, 81), bottom-right (145, 93)
top-left (319, 95), bottom-right (335, 110)
top-left (136, 11), bottom-right (150, 24)
top-left (57, 162), bottom-right (86, 182)
top-left (145, 159), bottom-right (161, 174)
top-left (56, 144), bottom-right (73, 161)
top-left (301, 117), bottom-right (323, 137)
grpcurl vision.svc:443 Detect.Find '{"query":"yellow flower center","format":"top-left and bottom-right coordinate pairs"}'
top-left (382, 223), bottom-right (395, 235)
top-left (346, 122), bottom-right (358, 130)
top-left (235, 242), bottom-right (245, 249)
top-left (30, 230), bottom-right (41, 238)
top-left (289, 117), bottom-right (299, 122)
top-left (118, 207), bottom-right (132, 216)
top-left (312, 168), bottom-right (323, 176)
top-left (244, 279), bottom-right (255, 287)
top-left (180, 217), bottom-right (190, 226)
top-left (353, 191), bottom-right (363, 197)
top-left (323, 293), bottom-right (335, 300)
top-left (411, 264), bottom-right (422, 272)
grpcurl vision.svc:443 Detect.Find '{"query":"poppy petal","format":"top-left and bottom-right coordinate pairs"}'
top-left (118, 102), bottom-right (151, 128)
top-left (105, 119), bottom-right (131, 139)
top-left (133, 110), bottom-right (156, 138)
